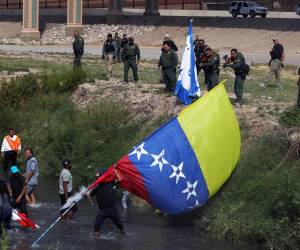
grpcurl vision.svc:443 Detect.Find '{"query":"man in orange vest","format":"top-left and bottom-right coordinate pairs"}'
top-left (1, 128), bottom-right (21, 172)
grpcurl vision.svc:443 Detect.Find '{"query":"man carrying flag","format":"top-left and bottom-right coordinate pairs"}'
top-left (175, 20), bottom-right (200, 105)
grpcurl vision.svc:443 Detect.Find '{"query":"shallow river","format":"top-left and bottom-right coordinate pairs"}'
top-left (6, 178), bottom-right (258, 250)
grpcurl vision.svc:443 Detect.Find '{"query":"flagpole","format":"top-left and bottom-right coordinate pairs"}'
top-left (31, 200), bottom-right (80, 247)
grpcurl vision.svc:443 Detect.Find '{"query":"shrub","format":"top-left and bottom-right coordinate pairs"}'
top-left (0, 74), bottom-right (38, 108)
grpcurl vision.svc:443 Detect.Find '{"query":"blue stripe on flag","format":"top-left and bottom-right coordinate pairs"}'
top-left (128, 118), bottom-right (209, 214)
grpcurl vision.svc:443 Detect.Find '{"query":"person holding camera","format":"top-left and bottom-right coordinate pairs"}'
top-left (223, 48), bottom-right (248, 106)
top-left (101, 33), bottom-right (117, 78)
top-left (198, 48), bottom-right (220, 91)
top-left (121, 36), bottom-right (140, 83)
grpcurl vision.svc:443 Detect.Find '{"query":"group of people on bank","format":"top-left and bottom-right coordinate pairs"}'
top-left (0, 128), bottom-right (39, 233)
top-left (73, 31), bottom-right (299, 107)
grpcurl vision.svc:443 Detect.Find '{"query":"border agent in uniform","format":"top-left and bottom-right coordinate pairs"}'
top-left (73, 31), bottom-right (84, 68)
top-left (199, 48), bottom-right (220, 91)
top-left (121, 37), bottom-right (140, 83)
top-left (224, 48), bottom-right (247, 106)
top-left (158, 42), bottom-right (179, 92)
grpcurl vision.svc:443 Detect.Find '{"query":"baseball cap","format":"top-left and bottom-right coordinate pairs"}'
top-left (10, 166), bottom-right (20, 174)
top-left (272, 38), bottom-right (279, 41)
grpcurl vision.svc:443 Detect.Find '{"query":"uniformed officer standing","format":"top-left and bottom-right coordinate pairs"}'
top-left (114, 32), bottom-right (122, 63)
top-left (158, 42), bottom-right (179, 92)
top-left (121, 34), bottom-right (128, 49)
top-left (224, 48), bottom-right (248, 106)
top-left (195, 39), bottom-right (210, 88)
top-left (73, 31), bottom-right (84, 68)
top-left (199, 48), bottom-right (220, 91)
top-left (102, 34), bottom-right (117, 78)
top-left (121, 37), bottom-right (140, 83)
top-left (269, 38), bottom-right (285, 88)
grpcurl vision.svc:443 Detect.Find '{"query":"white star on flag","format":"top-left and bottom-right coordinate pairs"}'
top-left (150, 149), bottom-right (168, 172)
top-left (129, 142), bottom-right (148, 160)
top-left (169, 162), bottom-right (186, 184)
top-left (182, 180), bottom-right (198, 200)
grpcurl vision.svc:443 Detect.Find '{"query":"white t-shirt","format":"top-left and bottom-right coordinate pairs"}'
top-left (59, 169), bottom-right (73, 194)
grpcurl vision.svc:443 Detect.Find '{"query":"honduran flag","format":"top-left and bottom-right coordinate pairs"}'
top-left (88, 83), bottom-right (240, 214)
top-left (174, 20), bottom-right (200, 105)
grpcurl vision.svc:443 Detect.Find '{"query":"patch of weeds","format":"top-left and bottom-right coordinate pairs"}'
top-left (280, 107), bottom-right (300, 127)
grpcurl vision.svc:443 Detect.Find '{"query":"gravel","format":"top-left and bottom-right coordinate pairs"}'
top-left (0, 23), bottom-right (156, 45)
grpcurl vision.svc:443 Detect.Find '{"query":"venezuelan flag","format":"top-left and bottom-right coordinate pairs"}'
top-left (90, 82), bottom-right (240, 214)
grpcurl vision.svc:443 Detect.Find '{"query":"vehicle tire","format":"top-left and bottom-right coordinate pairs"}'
top-left (250, 10), bottom-right (255, 18)
top-left (261, 13), bottom-right (266, 18)
top-left (232, 10), bottom-right (238, 17)
top-left (243, 14), bottom-right (248, 18)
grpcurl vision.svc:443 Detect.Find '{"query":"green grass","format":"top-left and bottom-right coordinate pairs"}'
top-left (0, 55), bottom-right (299, 249)
top-left (0, 229), bottom-right (8, 250)
top-left (0, 60), bottom-right (161, 185)
top-left (196, 107), bottom-right (300, 249)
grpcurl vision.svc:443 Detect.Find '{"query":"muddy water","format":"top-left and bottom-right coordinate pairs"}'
top-left (6, 178), bottom-right (257, 250)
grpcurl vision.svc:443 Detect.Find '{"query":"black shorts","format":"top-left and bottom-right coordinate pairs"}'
top-left (59, 193), bottom-right (77, 215)
top-left (94, 207), bottom-right (124, 233)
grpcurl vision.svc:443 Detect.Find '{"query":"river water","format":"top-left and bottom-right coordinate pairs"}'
top-left (5, 178), bottom-right (257, 250)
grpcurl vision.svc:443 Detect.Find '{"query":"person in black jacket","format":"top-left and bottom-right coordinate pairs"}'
top-left (162, 34), bottom-right (178, 52)
top-left (9, 166), bottom-right (27, 215)
top-left (0, 179), bottom-right (14, 234)
top-left (87, 170), bottom-right (125, 237)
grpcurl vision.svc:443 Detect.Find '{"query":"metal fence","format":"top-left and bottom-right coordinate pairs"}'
top-left (0, 0), bottom-right (297, 11)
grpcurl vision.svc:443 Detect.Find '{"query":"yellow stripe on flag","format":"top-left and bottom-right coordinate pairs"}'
top-left (177, 82), bottom-right (240, 197)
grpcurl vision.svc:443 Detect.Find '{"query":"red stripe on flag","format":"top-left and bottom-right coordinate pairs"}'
top-left (116, 155), bottom-right (152, 204)
top-left (87, 166), bottom-right (116, 190)
top-left (87, 155), bottom-right (151, 204)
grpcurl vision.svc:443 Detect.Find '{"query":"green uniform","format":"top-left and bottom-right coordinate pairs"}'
top-left (201, 52), bottom-right (220, 91)
top-left (226, 52), bottom-right (246, 103)
top-left (114, 36), bottom-right (122, 62)
top-left (297, 67), bottom-right (300, 108)
top-left (158, 50), bottom-right (179, 92)
top-left (121, 43), bottom-right (140, 82)
top-left (73, 36), bottom-right (84, 68)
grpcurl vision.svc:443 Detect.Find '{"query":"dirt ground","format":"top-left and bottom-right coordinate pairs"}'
top-left (1, 19), bottom-right (299, 54)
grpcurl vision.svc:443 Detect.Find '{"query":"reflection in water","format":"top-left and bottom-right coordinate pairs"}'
top-left (5, 178), bottom-right (257, 250)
